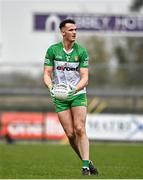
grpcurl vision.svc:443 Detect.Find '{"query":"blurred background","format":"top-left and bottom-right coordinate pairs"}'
top-left (0, 0), bottom-right (143, 143)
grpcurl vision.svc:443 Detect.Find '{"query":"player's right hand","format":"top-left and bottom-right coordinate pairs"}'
top-left (49, 86), bottom-right (55, 97)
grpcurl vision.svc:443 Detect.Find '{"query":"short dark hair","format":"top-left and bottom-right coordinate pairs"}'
top-left (59, 19), bottom-right (75, 29)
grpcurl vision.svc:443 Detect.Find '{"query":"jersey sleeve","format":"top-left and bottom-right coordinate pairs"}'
top-left (79, 48), bottom-right (89, 68)
top-left (44, 46), bottom-right (54, 66)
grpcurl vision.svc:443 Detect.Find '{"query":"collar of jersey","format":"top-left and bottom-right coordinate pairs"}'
top-left (61, 42), bottom-right (75, 54)
top-left (63, 48), bottom-right (73, 54)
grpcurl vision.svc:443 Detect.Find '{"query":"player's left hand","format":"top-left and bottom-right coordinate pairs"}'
top-left (67, 85), bottom-right (77, 100)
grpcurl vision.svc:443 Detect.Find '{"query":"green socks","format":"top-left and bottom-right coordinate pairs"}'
top-left (82, 160), bottom-right (89, 169)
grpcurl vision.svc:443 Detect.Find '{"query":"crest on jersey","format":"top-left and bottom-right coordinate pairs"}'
top-left (74, 56), bottom-right (79, 61)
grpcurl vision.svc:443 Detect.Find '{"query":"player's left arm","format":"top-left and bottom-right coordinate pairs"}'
top-left (76, 67), bottom-right (88, 92)
top-left (75, 47), bottom-right (89, 92)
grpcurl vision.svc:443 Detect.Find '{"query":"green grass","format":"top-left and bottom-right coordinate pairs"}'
top-left (0, 142), bottom-right (143, 179)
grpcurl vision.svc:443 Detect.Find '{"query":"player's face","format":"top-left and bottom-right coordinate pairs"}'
top-left (61, 23), bottom-right (77, 42)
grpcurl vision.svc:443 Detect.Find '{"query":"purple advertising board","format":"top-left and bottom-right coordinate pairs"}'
top-left (33, 13), bottom-right (143, 34)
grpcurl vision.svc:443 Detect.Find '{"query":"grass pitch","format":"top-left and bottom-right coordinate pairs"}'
top-left (0, 142), bottom-right (143, 179)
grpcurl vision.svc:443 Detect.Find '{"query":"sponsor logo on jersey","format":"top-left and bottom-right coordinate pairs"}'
top-left (45, 58), bottom-right (50, 64)
top-left (55, 55), bottom-right (63, 60)
top-left (57, 66), bottom-right (79, 71)
top-left (85, 57), bottom-right (89, 61)
top-left (83, 61), bottom-right (88, 66)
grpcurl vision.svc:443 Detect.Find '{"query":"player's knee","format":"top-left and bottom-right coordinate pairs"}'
top-left (75, 126), bottom-right (85, 137)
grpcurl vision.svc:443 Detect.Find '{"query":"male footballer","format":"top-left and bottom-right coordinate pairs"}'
top-left (43, 19), bottom-right (98, 176)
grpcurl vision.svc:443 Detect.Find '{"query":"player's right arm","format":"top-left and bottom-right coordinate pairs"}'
top-left (43, 46), bottom-right (54, 90)
top-left (43, 66), bottom-right (53, 89)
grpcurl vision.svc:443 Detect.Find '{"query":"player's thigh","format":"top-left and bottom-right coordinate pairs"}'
top-left (57, 109), bottom-right (74, 136)
top-left (71, 106), bottom-right (87, 128)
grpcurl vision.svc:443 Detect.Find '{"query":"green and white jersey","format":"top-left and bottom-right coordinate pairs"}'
top-left (44, 42), bottom-right (89, 95)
